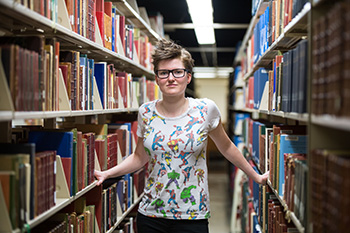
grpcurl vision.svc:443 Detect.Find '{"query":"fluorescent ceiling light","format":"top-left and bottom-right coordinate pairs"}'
top-left (194, 27), bottom-right (215, 44)
top-left (193, 67), bottom-right (234, 79)
top-left (186, 0), bottom-right (216, 45)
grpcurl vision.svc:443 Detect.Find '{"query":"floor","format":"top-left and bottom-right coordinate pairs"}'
top-left (208, 158), bottom-right (232, 233)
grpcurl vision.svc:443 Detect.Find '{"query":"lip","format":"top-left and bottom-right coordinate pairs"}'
top-left (166, 84), bottom-right (177, 87)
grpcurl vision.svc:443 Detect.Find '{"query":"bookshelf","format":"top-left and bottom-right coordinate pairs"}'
top-left (0, 0), bottom-right (161, 232)
top-left (229, 0), bottom-right (350, 233)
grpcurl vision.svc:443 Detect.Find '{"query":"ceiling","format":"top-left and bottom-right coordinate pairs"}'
top-left (136, 0), bottom-right (252, 68)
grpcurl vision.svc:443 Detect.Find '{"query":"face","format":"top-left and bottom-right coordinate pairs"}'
top-left (155, 58), bottom-right (192, 98)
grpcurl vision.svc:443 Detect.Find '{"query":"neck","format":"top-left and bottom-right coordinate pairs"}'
top-left (157, 96), bottom-right (188, 117)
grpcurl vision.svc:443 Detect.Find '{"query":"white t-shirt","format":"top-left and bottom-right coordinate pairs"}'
top-left (136, 98), bottom-right (221, 220)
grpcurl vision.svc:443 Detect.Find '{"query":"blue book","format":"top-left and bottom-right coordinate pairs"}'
top-left (233, 136), bottom-right (244, 149)
top-left (234, 113), bottom-right (250, 135)
top-left (252, 121), bottom-right (264, 165)
top-left (253, 166), bottom-right (260, 215)
top-left (28, 130), bottom-right (74, 196)
top-left (111, 6), bottom-right (116, 52)
top-left (109, 123), bottom-right (133, 207)
top-left (254, 70), bottom-right (259, 109)
top-left (88, 59), bottom-right (94, 110)
top-left (253, 20), bottom-right (260, 64)
top-left (279, 134), bottom-right (307, 198)
top-left (259, 9), bottom-right (264, 56)
top-left (80, 54), bottom-right (88, 110)
top-left (94, 62), bottom-right (107, 109)
top-left (117, 179), bottom-right (126, 212)
top-left (264, 6), bottom-right (269, 53)
top-left (254, 68), bottom-right (269, 109)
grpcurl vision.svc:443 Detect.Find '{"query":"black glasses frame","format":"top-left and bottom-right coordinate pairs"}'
top-left (155, 68), bottom-right (190, 79)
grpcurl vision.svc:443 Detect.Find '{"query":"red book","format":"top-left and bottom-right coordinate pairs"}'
top-left (104, 2), bottom-right (112, 16)
top-left (55, 41), bottom-right (60, 111)
top-left (117, 72), bottom-right (128, 108)
top-left (96, 0), bottom-right (105, 46)
top-left (86, 185), bottom-right (103, 232)
top-left (61, 157), bottom-right (72, 195)
top-left (248, 76), bottom-right (254, 109)
top-left (95, 138), bottom-right (106, 171)
top-left (77, 131), bottom-right (83, 191)
top-left (119, 15), bottom-right (126, 52)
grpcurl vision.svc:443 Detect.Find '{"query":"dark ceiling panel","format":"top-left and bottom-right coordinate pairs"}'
top-left (213, 0), bottom-right (252, 23)
top-left (136, 0), bottom-right (251, 67)
top-left (215, 29), bottom-right (247, 47)
top-left (137, 0), bottom-right (191, 23)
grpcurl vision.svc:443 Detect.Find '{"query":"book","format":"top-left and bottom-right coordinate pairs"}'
top-left (60, 50), bottom-right (81, 110)
top-left (94, 62), bottom-right (107, 109)
top-left (297, 39), bottom-right (308, 113)
top-left (28, 130), bottom-right (74, 196)
top-left (104, 1), bottom-right (112, 50)
top-left (95, 0), bottom-right (105, 47)
top-left (0, 153), bottom-right (30, 229)
top-left (0, 143), bottom-right (36, 220)
top-left (278, 134), bottom-right (307, 198)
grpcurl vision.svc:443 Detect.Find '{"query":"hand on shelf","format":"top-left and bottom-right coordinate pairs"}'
top-left (258, 170), bottom-right (269, 185)
top-left (94, 170), bottom-right (107, 186)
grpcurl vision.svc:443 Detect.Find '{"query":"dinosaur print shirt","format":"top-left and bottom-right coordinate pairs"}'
top-left (137, 98), bottom-right (221, 220)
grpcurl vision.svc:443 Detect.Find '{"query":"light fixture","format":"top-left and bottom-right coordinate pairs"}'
top-left (193, 67), bottom-right (234, 79)
top-left (186, 0), bottom-right (216, 45)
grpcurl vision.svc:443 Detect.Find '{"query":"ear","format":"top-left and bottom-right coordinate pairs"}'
top-left (155, 75), bottom-right (159, 85)
top-left (187, 73), bottom-right (192, 84)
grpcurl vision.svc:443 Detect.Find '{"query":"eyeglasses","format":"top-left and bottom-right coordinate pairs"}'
top-left (155, 68), bottom-right (190, 79)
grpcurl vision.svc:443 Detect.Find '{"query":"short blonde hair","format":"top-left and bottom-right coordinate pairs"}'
top-left (152, 39), bottom-right (195, 73)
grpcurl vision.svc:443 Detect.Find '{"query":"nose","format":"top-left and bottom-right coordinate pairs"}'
top-left (167, 72), bottom-right (176, 81)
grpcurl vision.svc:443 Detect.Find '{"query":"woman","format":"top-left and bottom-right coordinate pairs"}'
top-left (94, 39), bottom-right (269, 233)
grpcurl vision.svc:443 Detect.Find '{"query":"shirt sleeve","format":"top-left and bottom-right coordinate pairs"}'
top-left (136, 106), bottom-right (144, 138)
top-left (206, 98), bottom-right (221, 131)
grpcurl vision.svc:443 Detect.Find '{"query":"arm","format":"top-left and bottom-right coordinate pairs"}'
top-left (94, 137), bottom-right (149, 186)
top-left (209, 120), bottom-right (269, 185)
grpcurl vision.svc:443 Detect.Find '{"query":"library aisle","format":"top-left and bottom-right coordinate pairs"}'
top-left (208, 158), bottom-right (231, 233)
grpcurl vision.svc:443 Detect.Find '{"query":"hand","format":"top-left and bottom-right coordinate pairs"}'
top-left (259, 171), bottom-right (269, 185)
top-left (94, 170), bottom-right (107, 186)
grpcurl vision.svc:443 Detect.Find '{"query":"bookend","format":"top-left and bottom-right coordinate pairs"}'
top-left (0, 49), bottom-right (15, 112)
top-left (118, 85), bottom-right (124, 109)
top-left (95, 151), bottom-right (101, 172)
top-left (58, 68), bottom-right (71, 111)
top-left (57, 0), bottom-right (72, 31)
top-left (0, 182), bottom-right (13, 232)
top-left (132, 43), bottom-right (140, 64)
top-left (55, 155), bottom-right (70, 199)
top-left (93, 76), bottom-right (104, 110)
top-left (259, 81), bottom-right (269, 111)
top-left (94, 18), bottom-right (104, 47)
top-left (116, 33), bottom-right (125, 57)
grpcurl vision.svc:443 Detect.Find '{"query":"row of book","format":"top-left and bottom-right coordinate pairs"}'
top-left (16, 0), bottom-right (155, 70)
top-left (239, 39), bottom-right (308, 114)
top-left (237, 162), bottom-right (300, 233)
top-left (265, 189), bottom-right (299, 232)
top-left (95, 0), bottom-right (153, 68)
top-left (312, 1), bottom-right (350, 117)
top-left (241, 0), bottom-right (309, 76)
top-left (115, 217), bottom-right (137, 233)
top-left (19, 0), bottom-right (59, 23)
top-left (32, 198), bottom-right (96, 233)
top-left (0, 120), bottom-right (145, 231)
top-left (239, 118), bottom-right (308, 226)
top-left (310, 149), bottom-right (350, 233)
top-left (0, 144), bottom-right (57, 230)
top-left (30, 170), bottom-right (143, 232)
top-left (0, 36), bottom-right (160, 112)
